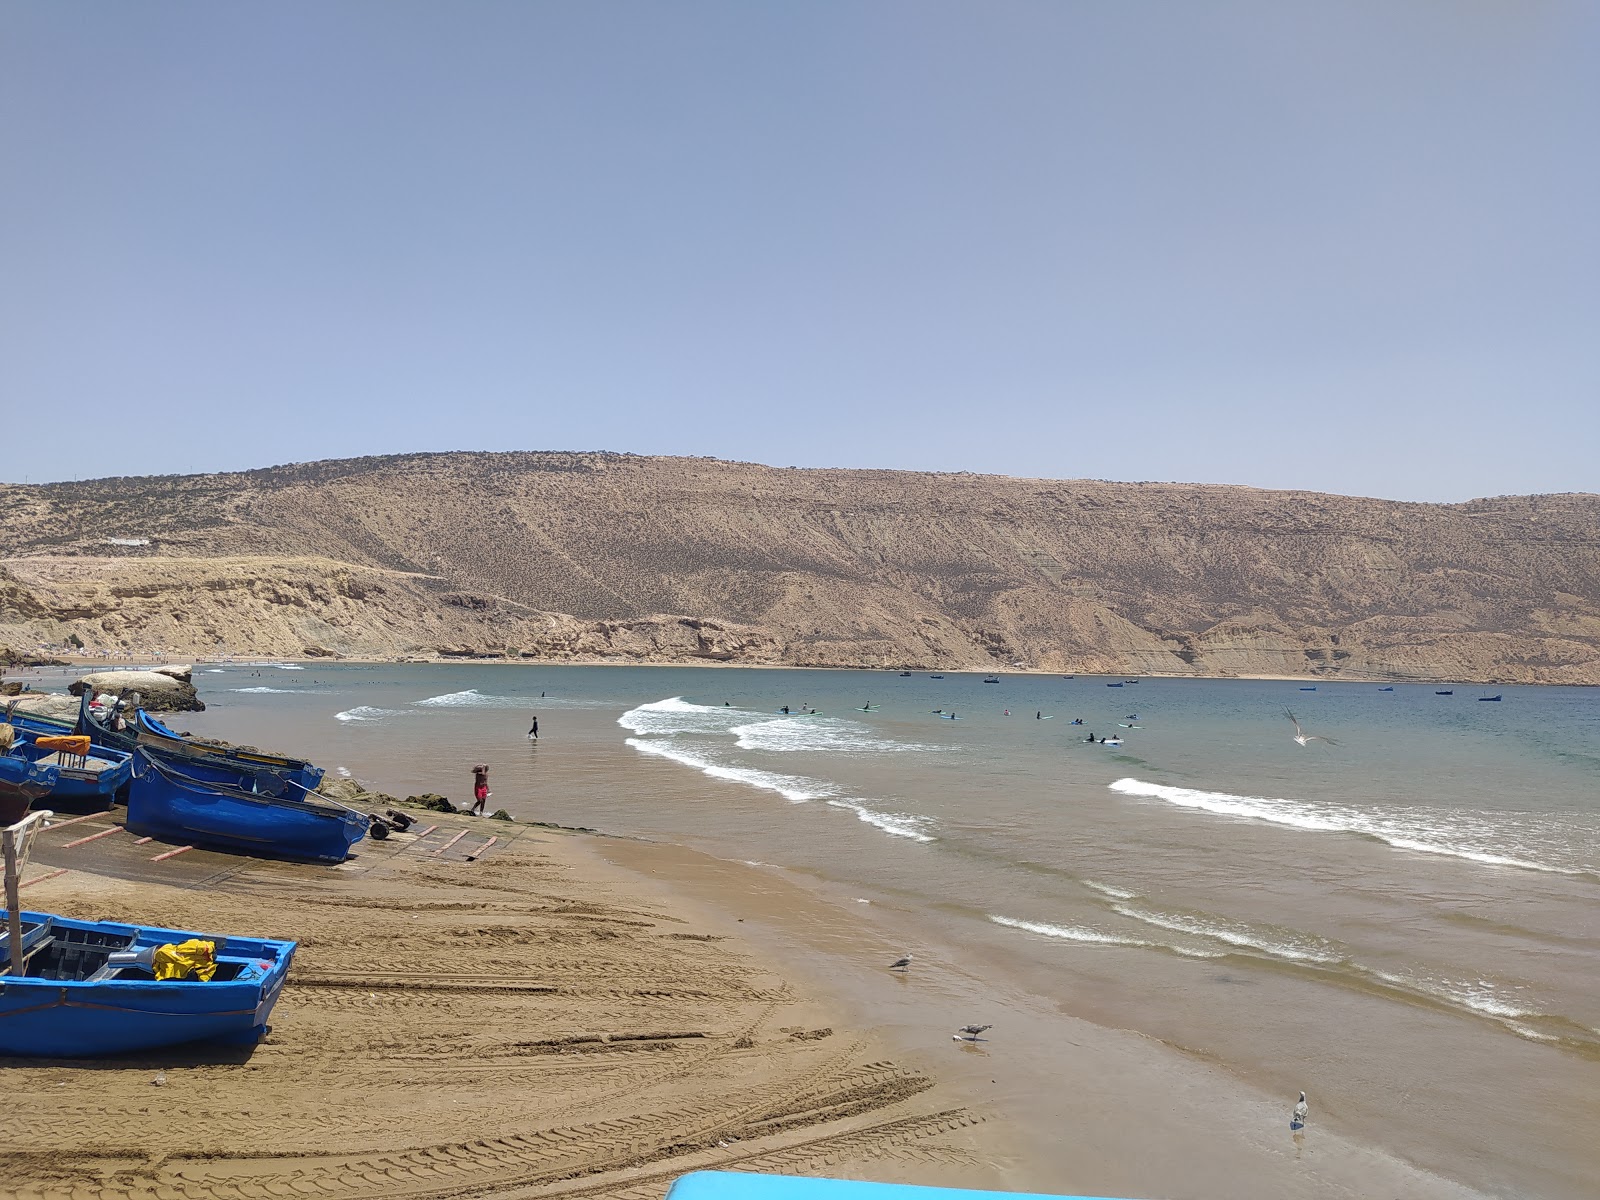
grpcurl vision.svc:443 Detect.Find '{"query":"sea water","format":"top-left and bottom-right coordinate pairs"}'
top-left (164, 664), bottom-right (1598, 1197)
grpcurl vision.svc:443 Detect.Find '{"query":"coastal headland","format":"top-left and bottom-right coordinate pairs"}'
top-left (4, 451), bottom-right (1599, 684)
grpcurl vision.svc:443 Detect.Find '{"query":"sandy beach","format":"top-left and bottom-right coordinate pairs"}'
top-left (1, 811), bottom-right (1013, 1200)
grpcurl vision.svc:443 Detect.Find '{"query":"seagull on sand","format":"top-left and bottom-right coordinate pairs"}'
top-left (1291, 1091), bottom-right (1308, 1129)
top-left (887, 953), bottom-right (913, 971)
top-left (953, 1024), bottom-right (992, 1041)
top-left (1285, 710), bottom-right (1338, 747)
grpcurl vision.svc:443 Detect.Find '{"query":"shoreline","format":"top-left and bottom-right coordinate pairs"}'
top-left (10, 653), bottom-right (1575, 689)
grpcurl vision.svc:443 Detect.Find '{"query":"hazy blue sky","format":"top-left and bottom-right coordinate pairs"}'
top-left (3, 2), bottom-right (1596, 501)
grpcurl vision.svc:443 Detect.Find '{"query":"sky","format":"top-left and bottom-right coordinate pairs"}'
top-left (2, 2), bottom-right (1597, 502)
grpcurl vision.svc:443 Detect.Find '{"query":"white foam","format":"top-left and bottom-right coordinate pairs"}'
top-left (618, 696), bottom-right (753, 737)
top-left (1108, 778), bottom-right (1582, 876)
top-left (1083, 881), bottom-right (1136, 900)
top-left (335, 706), bottom-right (401, 723)
top-left (623, 737), bottom-right (833, 803)
top-left (248, 662), bottom-right (305, 670)
top-left (336, 766), bottom-right (353, 778)
top-left (827, 799), bottom-right (936, 843)
top-left (731, 717), bottom-right (937, 755)
top-left (988, 914), bottom-right (1153, 948)
top-left (203, 669), bottom-right (226, 673)
top-left (416, 688), bottom-right (610, 711)
top-left (233, 686), bottom-right (314, 694)
top-left (1112, 905), bottom-right (1342, 964)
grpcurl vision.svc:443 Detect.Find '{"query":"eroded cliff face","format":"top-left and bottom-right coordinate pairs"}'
top-left (2, 452), bottom-right (1597, 682)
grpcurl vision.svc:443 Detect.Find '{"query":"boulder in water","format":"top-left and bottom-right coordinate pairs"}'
top-left (68, 670), bottom-right (204, 712)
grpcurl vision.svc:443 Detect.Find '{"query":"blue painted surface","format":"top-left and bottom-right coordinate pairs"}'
top-left (0, 909), bottom-right (296, 1057)
top-left (666, 1173), bottom-right (1128, 1200)
top-left (0, 749), bottom-right (58, 803)
top-left (126, 749), bottom-right (366, 863)
top-left (2, 715), bottom-right (132, 801)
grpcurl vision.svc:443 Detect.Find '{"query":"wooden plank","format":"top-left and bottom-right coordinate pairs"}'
top-left (413, 824), bottom-right (438, 839)
top-left (150, 845), bottom-right (195, 862)
top-left (133, 836), bottom-right (153, 845)
top-left (18, 868), bottom-right (69, 890)
top-left (430, 829), bottom-right (469, 856)
top-left (62, 825), bottom-right (125, 850)
top-left (466, 836), bottom-right (498, 859)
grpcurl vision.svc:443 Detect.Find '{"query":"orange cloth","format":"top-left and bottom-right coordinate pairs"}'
top-left (37, 735), bottom-right (91, 757)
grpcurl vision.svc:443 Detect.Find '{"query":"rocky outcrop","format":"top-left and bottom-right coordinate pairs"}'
top-left (68, 669), bottom-right (204, 712)
top-left (2, 452), bottom-right (1598, 683)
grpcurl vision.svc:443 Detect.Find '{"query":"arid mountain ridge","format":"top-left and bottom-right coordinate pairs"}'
top-left (3, 451), bottom-right (1598, 683)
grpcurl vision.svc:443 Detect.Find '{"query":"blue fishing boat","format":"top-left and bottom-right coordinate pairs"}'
top-left (80, 696), bottom-right (323, 795)
top-left (0, 745), bottom-right (57, 824)
top-left (126, 749), bottom-right (366, 863)
top-left (1478, 695), bottom-right (1502, 701)
top-left (1299, 686), bottom-right (1317, 691)
top-left (1435, 690), bottom-right (1454, 696)
top-left (1106, 682), bottom-right (1123, 687)
top-left (1378, 686), bottom-right (1394, 691)
top-left (0, 909), bottom-right (294, 1056)
top-left (668, 1172), bottom-right (1120, 1198)
top-left (2, 713), bottom-right (132, 806)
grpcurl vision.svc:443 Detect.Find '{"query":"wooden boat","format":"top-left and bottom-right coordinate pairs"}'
top-left (79, 696), bottom-right (323, 796)
top-left (0, 908), bottom-right (295, 1056)
top-left (126, 749), bottom-right (366, 863)
top-left (2, 710), bottom-right (132, 806)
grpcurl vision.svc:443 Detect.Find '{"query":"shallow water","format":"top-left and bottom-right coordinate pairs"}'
top-left (111, 663), bottom-right (1600, 1197)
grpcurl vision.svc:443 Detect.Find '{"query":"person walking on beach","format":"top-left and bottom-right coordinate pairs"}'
top-left (470, 764), bottom-right (490, 815)
top-left (527, 714), bottom-right (539, 740)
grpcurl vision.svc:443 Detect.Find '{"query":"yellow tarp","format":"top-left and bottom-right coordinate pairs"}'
top-left (37, 735), bottom-right (92, 757)
top-left (152, 939), bottom-right (218, 982)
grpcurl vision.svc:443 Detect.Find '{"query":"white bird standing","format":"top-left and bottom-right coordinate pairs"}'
top-left (888, 954), bottom-right (913, 971)
top-left (1291, 1091), bottom-right (1308, 1129)
top-left (1285, 710), bottom-right (1338, 747)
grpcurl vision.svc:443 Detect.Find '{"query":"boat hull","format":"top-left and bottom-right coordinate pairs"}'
top-left (0, 911), bottom-right (295, 1057)
top-left (126, 751), bottom-right (366, 863)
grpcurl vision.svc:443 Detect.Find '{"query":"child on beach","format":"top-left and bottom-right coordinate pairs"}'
top-left (470, 764), bottom-right (490, 815)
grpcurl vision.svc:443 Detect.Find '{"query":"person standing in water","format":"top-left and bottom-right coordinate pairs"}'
top-left (470, 764), bottom-right (490, 815)
top-left (527, 713), bottom-right (539, 740)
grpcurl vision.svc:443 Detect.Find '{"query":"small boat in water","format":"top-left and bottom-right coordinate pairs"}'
top-left (1478, 695), bottom-right (1502, 702)
top-left (982, 677), bottom-right (1000, 684)
top-left (126, 749), bottom-right (366, 863)
top-left (1378, 686), bottom-right (1395, 691)
top-left (0, 907), bottom-right (295, 1056)
top-left (1299, 686), bottom-right (1317, 691)
top-left (1435, 690), bottom-right (1454, 696)
top-left (1106, 682), bottom-right (1123, 687)
top-left (897, 672), bottom-right (912, 677)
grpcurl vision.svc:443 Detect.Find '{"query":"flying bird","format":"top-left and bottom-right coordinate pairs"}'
top-left (888, 954), bottom-right (913, 971)
top-left (1284, 710), bottom-right (1338, 747)
top-left (953, 1024), bottom-right (992, 1041)
top-left (1291, 1091), bottom-right (1308, 1130)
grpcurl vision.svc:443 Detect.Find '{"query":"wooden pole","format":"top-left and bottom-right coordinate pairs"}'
top-left (3, 827), bottom-right (22, 977)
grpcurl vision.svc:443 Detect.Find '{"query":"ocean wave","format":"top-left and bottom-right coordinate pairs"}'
top-left (731, 717), bottom-right (937, 755)
top-left (248, 662), bottom-right (305, 670)
top-left (335, 706), bottom-right (404, 723)
top-left (1108, 778), bottom-right (1589, 877)
top-left (232, 686), bottom-right (315, 694)
top-left (988, 914), bottom-right (1155, 948)
top-left (623, 737), bottom-right (833, 802)
top-left (827, 800), bottom-right (936, 843)
top-left (1112, 904), bottom-right (1343, 964)
top-left (1082, 880), bottom-right (1136, 900)
top-left (416, 689), bottom-right (611, 710)
top-left (618, 696), bottom-right (754, 737)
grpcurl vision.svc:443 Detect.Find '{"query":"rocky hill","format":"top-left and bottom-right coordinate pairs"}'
top-left (3, 451), bottom-right (1598, 683)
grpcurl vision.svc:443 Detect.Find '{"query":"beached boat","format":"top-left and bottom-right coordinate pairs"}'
top-left (2, 713), bottom-right (132, 806)
top-left (0, 744), bottom-right (57, 824)
top-left (80, 696), bottom-right (324, 795)
top-left (0, 908), bottom-right (295, 1056)
top-left (126, 749), bottom-right (366, 863)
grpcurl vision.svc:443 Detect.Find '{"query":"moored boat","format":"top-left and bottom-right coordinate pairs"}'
top-left (126, 749), bottom-right (366, 863)
top-left (2, 711), bottom-right (132, 807)
top-left (0, 740), bottom-right (57, 824)
top-left (0, 908), bottom-right (295, 1056)
top-left (1478, 694), bottom-right (1502, 701)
